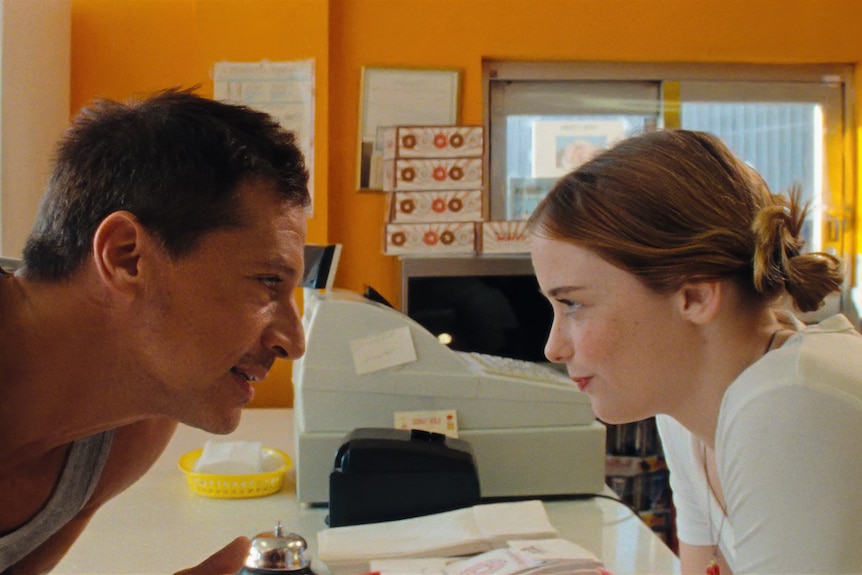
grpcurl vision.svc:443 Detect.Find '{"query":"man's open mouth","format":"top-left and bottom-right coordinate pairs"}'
top-left (231, 367), bottom-right (263, 383)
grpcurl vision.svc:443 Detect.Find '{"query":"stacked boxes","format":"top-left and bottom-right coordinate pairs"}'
top-left (382, 126), bottom-right (484, 255)
top-left (378, 124), bottom-right (537, 256)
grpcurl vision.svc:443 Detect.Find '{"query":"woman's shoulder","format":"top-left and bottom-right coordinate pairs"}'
top-left (794, 314), bottom-right (862, 383)
top-left (731, 314), bottom-right (860, 392)
top-left (799, 313), bottom-right (860, 336)
top-left (719, 315), bottom-right (862, 434)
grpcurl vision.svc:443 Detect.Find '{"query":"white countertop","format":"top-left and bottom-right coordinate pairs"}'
top-left (54, 409), bottom-right (679, 575)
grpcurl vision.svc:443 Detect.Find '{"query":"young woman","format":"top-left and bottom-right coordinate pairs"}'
top-left (528, 129), bottom-right (862, 574)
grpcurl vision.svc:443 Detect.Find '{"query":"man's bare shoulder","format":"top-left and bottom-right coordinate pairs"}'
top-left (84, 417), bottom-right (178, 509)
top-left (3, 419), bottom-right (180, 574)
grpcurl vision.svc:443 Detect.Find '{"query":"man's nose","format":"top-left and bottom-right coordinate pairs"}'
top-left (266, 297), bottom-right (306, 360)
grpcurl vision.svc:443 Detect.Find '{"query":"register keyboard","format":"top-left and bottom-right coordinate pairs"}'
top-left (459, 351), bottom-right (573, 386)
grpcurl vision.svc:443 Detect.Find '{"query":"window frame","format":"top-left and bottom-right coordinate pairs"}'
top-left (482, 61), bottom-right (856, 286)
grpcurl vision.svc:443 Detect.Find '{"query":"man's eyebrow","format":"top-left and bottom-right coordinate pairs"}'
top-left (260, 258), bottom-right (300, 278)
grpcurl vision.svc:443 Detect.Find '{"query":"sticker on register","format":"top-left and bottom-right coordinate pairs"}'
top-left (349, 325), bottom-right (417, 375)
top-left (394, 409), bottom-right (459, 438)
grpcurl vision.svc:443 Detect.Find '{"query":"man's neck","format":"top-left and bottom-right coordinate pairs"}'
top-left (0, 274), bottom-right (140, 468)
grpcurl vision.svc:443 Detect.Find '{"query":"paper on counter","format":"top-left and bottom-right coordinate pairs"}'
top-left (367, 540), bottom-right (605, 575)
top-left (369, 557), bottom-right (451, 575)
top-left (317, 500), bottom-right (558, 574)
top-left (442, 539), bottom-right (604, 575)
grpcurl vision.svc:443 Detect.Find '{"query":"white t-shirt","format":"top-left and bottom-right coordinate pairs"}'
top-left (657, 314), bottom-right (862, 574)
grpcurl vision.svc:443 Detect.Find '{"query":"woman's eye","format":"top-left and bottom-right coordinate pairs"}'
top-left (557, 298), bottom-right (582, 315)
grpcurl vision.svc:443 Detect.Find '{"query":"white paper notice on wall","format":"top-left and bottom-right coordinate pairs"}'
top-left (349, 325), bottom-right (417, 375)
top-left (213, 59), bottom-right (316, 213)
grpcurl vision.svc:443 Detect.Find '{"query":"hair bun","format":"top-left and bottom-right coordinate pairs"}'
top-left (752, 192), bottom-right (805, 295)
top-left (752, 186), bottom-right (843, 311)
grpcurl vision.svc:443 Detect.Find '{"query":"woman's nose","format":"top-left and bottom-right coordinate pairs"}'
top-left (543, 316), bottom-right (571, 364)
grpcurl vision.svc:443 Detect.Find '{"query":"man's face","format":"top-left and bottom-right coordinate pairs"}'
top-left (135, 180), bottom-right (307, 433)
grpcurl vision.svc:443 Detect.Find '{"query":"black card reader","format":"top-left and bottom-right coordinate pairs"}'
top-left (328, 428), bottom-right (481, 527)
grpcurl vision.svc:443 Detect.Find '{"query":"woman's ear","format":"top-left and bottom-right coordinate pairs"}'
top-left (678, 280), bottom-right (722, 325)
top-left (91, 211), bottom-right (146, 295)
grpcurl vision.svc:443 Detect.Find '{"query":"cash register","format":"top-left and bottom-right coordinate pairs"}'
top-left (292, 246), bottom-right (606, 504)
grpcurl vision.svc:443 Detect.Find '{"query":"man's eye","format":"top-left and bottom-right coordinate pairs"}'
top-left (259, 276), bottom-right (282, 289)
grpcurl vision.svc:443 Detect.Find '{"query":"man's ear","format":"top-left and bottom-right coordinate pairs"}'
top-left (677, 280), bottom-right (722, 325)
top-left (91, 211), bottom-right (148, 295)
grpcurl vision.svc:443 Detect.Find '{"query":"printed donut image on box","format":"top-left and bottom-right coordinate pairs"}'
top-left (382, 158), bottom-right (483, 192)
top-left (381, 126), bottom-right (483, 160)
top-left (387, 190), bottom-right (483, 223)
top-left (384, 222), bottom-right (477, 255)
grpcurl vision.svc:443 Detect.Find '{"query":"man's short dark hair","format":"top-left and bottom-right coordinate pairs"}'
top-left (23, 87), bottom-right (310, 279)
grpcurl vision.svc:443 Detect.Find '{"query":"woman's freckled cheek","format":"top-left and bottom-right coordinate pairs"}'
top-left (574, 325), bottom-right (600, 360)
top-left (581, 322), bottom-right (620, 365)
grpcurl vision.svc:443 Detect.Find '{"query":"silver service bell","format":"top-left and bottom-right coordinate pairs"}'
top-left (243, 521), bottom-right (311, 573)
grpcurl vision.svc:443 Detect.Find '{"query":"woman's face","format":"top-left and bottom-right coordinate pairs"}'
top-left (531, 235), bottom-right (693, 424)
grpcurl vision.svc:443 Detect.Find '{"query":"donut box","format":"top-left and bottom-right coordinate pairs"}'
top-left (480, 221), bottom-right (531, 254)
top-left (387, 190), bottom-right (483, 223)
top-left (381, 157), bottom-right (483, 192)
top-left (381, 126), bottom-right (484, 160)
top-left (384, 222), bottom-right (477, 255)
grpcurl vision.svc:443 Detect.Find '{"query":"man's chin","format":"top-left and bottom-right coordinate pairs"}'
top-left (192, 407), bottom-right (245, 435)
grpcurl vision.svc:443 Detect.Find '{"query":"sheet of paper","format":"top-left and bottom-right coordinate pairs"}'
top-left (349, 325), bottom-right (417, 375)
top-left (444, 548), bottom-right (540, 575)
top-left (317, 500), bottom-right (557, 567)
top-left (213, 59), bottom-right (315, 213)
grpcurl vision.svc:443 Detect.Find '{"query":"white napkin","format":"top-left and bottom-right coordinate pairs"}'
top-left (193, 440), bottom-right (263, 475)
top-left (317, 500), bottom-right (558, 575)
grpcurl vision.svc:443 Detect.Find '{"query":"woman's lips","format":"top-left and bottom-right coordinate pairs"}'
top-left (572, 377), bottom-right (592, 392)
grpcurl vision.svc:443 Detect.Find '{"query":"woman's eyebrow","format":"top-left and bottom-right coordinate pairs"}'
top-left (543, 285), bottom-right (585, 299)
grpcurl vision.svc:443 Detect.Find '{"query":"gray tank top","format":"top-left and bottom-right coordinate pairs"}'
top-left (0, 430), bottom-right (115, 571)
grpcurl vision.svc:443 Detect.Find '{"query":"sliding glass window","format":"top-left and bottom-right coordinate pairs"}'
top-left (484, 62), bottom-right (853, 261)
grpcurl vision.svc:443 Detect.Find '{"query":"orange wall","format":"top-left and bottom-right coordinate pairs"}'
top-left (70, 0), bottom-right (862, 406)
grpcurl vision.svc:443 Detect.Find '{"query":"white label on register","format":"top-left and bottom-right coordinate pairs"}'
top-left (349, 325), bottom-right (417, 375)
top-left (394, 409), bottom-right (459, 438)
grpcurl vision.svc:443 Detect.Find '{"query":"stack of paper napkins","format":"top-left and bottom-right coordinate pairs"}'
top-left (317, 500), bottom-right (559, 575)
top-left (193, 440), bottom-right (263, 475)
